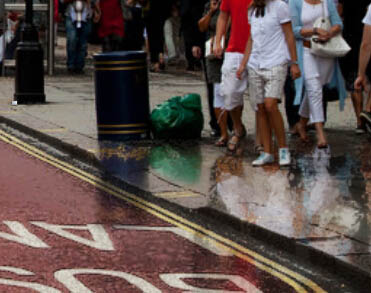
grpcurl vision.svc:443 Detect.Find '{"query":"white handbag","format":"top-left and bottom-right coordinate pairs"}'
top-left (205, 36), bottom-right (225, 59)
top-left (310, 0), bottom-right (351, 58)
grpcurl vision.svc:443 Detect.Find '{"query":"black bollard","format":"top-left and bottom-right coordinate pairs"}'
top-left (14, 0), bottom-right (45, 104)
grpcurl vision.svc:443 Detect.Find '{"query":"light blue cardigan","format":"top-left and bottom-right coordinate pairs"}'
top-left (289, 0), bottom-right (347, 110)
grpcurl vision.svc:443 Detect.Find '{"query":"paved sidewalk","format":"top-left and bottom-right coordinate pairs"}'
top-left (0, 40), bottom-right (370, 283)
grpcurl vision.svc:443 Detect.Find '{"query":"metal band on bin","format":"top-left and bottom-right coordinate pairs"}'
top-left (94, 60), bottom-right (146, 71)
top-left (98, 123), bottom-right (148, 135)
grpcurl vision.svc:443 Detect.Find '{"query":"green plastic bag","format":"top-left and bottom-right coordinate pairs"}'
top-left (150, 94), bottom-right (204, 139)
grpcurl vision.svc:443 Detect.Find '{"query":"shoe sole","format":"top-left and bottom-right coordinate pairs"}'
top-left (252, 161), bottom-right (274, 167)
top-left (279, 162), bottom-right (291, 167)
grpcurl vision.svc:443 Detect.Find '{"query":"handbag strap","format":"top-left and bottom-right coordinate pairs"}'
top-left (321, 0), bottom-right (327, 19)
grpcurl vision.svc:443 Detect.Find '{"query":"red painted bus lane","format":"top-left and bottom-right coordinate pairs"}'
top-left (0, 133), bottom-right (320, 292)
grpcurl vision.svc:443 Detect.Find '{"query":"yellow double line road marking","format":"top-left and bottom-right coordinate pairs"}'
top-left (0, 129), bottom-right (325, 293)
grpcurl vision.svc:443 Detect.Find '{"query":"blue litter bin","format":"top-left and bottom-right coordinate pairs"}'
top-left (94, 51), bottom-right (150, 141)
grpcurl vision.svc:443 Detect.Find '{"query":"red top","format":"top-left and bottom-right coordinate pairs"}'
top-left (54, 0), bottom-right (60, 23)
top-left (98, 0), bottom-right (125, 38)
top-left (220, 0), bottom-right (252, 54)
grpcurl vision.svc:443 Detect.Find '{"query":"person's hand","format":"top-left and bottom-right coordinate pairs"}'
top-left (192, 46), bottom-right (202, 59)
top-left (354, 75), bottom-right (369, 91)
top-left (315, 28), bottom-right (331, 42)
top-left (126, 0), bottom-right (136, 6)
top-left (210, 0), bottom-right (219, 14)
top-left (213, 43), bottom-right (223, 59)
top-left (236, 65), bottom-right (245, 80)
top-left (290, 64), bottom-right (301, 80)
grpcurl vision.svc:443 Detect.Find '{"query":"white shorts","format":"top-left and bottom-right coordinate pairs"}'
top-left (214, 83), bottom-right (224, 108)
top-left (248, 63), bottom-right (287, 106)
top-left (220, 52), bottom-right (248, 111)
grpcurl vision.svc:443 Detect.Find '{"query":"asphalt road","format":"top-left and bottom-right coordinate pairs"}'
top-left (0, 128), bottom-right (367, 293)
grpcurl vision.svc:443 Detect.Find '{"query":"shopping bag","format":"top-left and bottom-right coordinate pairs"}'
top-left (150, 94), bottom-right (204, 139)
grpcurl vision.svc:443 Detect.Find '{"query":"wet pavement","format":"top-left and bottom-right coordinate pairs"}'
top-left (0, 129), bottom-right (356, 292)
top-left (0, 42), bottom-right (370, 286)
top-left (95, 130), bottom-right (371, 277)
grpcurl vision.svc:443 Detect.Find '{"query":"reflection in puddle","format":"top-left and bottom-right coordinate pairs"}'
top-left (96, 136), bottom-right (369, 258)
top-left (98, 141), bottom-right (149, 186)
top-left (212, 146), bottom-right (368, 245)
top-left (149, 144), bottom-right (202, 185)
top-left (97, 141), bottom-right (204, 188)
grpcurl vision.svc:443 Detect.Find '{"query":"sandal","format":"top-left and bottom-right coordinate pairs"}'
top-left (227, 126), bottom-right (247, 153)
top-left (215, 137), bottom-right (228, 147)
top-left (227, 136), bottom-right (240, 153)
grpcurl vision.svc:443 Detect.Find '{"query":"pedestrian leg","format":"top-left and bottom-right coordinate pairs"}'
top-left (65, 18), bottom-right (78, 71)
top-left (351, 90), bottom-right (364, 128)
top-left (265, 98), bottom-right (287, 149)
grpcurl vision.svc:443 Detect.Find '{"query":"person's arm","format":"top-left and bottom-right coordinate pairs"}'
top-left (289, 0), bottom-right (303, 39)
top-left (236, 37), bottom-right (252, 79)
top-left (198, 2), bottom-right (219, 32)
top-left (192, 46), bottom-right (202, 59)
top-left (214, 10), bottom-right (228, 58)
top-left (355, 24), bottom-right (371, 90)
top-left (325, 0), bottom-right (343, 40)
top-left (299, 0), bottom-right (342, 42)
top-left (337, 3), bottom-right (343, 18)
top-left (282, 22), bottom-right (301, 80)
top-left (92, 0), bottom-right (101, 23)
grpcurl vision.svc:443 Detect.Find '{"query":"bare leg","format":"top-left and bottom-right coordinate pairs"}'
top-left (229, 105), bottom-right (244, 135)
top-left (257, 104), bottom-right (272, 154)
top-left (214, 108), bottom-right (228, 145)
top-left (315, 122), bottom-right (327, 147)
top-left (351, 90), bottom-right (364, 127)
top-left (227, 106), bottom-right (244, 152)
top-left (264, 98), bottom-right (287, 148)
top-left (296, 117), bottom-right (309, 142)
top-left (255, 112), bottom-right (262, 146)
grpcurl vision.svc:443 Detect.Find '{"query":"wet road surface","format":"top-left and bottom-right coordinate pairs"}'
top-left (0, 128), bottom-right (368, 292)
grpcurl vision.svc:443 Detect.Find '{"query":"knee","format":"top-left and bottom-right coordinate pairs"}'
top-left (264, 101), bottom-right (278, 114)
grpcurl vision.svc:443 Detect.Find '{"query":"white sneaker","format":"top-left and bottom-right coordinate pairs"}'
top-left (279, 148), bottom-right (291, 166)
top-left (252, 152), bottom-right (274, 166)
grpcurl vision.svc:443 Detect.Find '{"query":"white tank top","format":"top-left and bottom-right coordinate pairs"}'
top-left (301, 1), bottom-right (327, 40)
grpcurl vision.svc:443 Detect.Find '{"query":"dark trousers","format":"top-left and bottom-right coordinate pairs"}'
top-left (146, 18), bottom-right (166, 63)
top-left (284, 73), bottom-right (300, 128)
top-left (201, 59), bottom-right (218, 131)
top-left (66, 18), bottom-right (91, 70)
top-left (184, 39), bottom-right (198, 70)
top-left (102, 34), bottom-right (123, 53)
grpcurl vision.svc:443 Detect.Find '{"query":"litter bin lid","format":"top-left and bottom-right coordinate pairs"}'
top-left (93, 51), bottom-right (146, 62)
